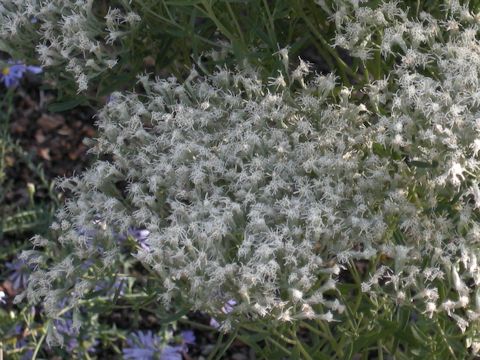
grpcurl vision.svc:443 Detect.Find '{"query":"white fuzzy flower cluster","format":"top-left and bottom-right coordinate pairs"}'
top-left (18, 0), bottom-right (480, 347)
top-left (23, 66), bottom-right (353, 327)
top-left (0, 0), bottom-right (140, 92)
top-left (333, 0), bottom-right (479, 61)
top-left (330, 0), bottom-right (480, 344)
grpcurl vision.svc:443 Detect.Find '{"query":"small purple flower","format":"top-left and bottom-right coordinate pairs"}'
top-left (209, 317), bottom-right (221, 329)
top-left (54, 318), bottom-right (97, 354)
top-left (0, 62), bottom-right (42, 88)
top-left (78, 223), bottom-right (150, 251)
top-left (210, 299), bottom-right (237, 329)
top-left (21, 350), bottom-right (34, 360)
top-left (13, 324), bottom-right (24, 337)
top-left (5, 259), bottom-right (30, 290)
top-left (128, 228), bottom-right (150, 250)
top-left (77, 227), bottom-right (97, 240)
top-left (163, 330), bottom-right (196, 360)
top-left (81, 259), bottom-right (95, 271)
top-left (179, 330), bottom-right (195, 346)
top-left (11, 325), bottom-right (33, 360)
top-left (54, 319), bottom-right (80, 352)
top-left (160, 346), bottom-right (182, 360)
top-left (123, 330), bottom-right (195, 360)
top-left (123, 331), bottom-right (161, 360)
top-left (222, 299), bottom-right (237, 314)
top-left (118, 228), bottom-right (151, 251)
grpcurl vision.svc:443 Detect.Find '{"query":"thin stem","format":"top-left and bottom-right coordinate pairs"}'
top-left (378, 340), bottom-right (384, 360)
top-left (207, 328), bottom-right (238, 360)
top-left (272, 330), bottom-right (297, 345)
top-left (300, 321), bottom-right (328, 338)
top-left (178, 318), bottom-right (217, 331)
top-left (434, 320), bottom-right (458, 360)
top-left (31, 323), bottom-right (48, 360)
top-left (196, 1), bottom-right (243, 52)
top-left (214, 328), bottom-right (238, 360)
top-left (295, 3), bottom-right (360, 84)
top-left (264, 336), bottom-right (292, 356)
top-left (239, 323), bottom-right (271, 335)
top-left (316, 320), bottom-right (344, 357)
top-left (225, 2), bottom-right (245, 45)
top-left (133, 1), bottom-right (218, 47)
top-left (262, 0), bottom-right (277, 46)
top-left (362, 60), bottom-right (370, 83)
top-left (291, 330), bottom-right (314, 360)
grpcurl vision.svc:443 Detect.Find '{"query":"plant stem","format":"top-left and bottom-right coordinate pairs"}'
top-left (434, 320), bottom-right (458, 360)
top-left (31, 323), bottom-right (48, 360)
top-left (225, 2), bottom-right (245, 45)
top-left (294, 2), bottom-right (359, 84)
top-left (378, 340), bottom-right (384, 360)
top-left (291, 330), bottom-right (314, 360)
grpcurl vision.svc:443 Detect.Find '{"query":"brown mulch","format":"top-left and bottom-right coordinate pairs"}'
top-left (3, 85), bottom-right (96, 208)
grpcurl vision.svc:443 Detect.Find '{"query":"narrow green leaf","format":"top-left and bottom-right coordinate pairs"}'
top-left (48, 97), bottom-right (88, 112)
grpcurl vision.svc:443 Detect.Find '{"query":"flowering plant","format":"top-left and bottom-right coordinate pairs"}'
top-left (5, 0), bottom-right (480, 358)
top-left (0, 0), bottom-right (320, 99)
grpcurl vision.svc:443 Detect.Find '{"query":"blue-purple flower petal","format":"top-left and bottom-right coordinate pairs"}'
top-left (0, 62), bottom-right (42, 88)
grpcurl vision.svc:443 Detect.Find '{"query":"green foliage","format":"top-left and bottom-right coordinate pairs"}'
top-left (3, 0), bottom-right (480, 359)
